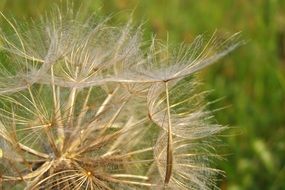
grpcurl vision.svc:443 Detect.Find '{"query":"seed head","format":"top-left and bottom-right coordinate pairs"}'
top-left (0, 5), bottom-right (242, 190)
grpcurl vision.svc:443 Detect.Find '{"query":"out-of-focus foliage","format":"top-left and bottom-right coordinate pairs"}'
top-left (0, 0), bottom-right (284, 189)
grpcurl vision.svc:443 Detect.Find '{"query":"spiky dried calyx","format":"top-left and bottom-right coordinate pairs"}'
top-left (0, 5), bottom-right (242, 190)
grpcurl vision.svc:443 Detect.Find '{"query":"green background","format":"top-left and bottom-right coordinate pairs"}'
top-left (1, 0), bottom-right (285, 189)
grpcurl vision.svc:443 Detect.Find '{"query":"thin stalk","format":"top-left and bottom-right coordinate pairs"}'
top-left (51, 65), bottom-right (64, 151)
top-left (164, 81), bottom-right (173, 185)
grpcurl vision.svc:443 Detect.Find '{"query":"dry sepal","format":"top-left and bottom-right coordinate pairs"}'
top-left (0, 5), bottom-right (242, 190)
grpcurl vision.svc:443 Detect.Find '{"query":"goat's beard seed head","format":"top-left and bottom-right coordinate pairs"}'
top-left (0, 3), bottom-right (243, 190)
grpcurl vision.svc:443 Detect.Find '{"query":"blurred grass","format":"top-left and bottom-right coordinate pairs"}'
top-left (1, 0), bottom-right (285, 189)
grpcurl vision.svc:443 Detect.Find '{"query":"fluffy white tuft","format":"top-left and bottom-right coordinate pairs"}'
top-left (0, 5), bottom-right (242, 190)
